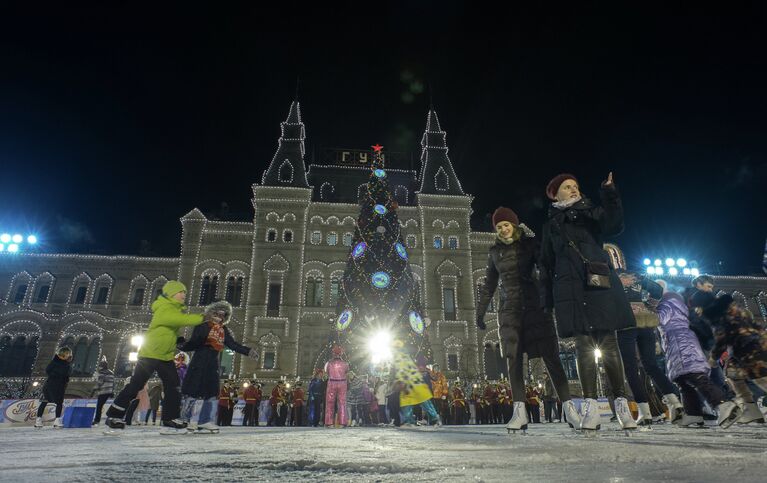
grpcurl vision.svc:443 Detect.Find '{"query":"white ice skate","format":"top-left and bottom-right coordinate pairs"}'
top-left (195, 422), bottom-right (220, 434)
top-left (614, 397), bottom-right (637, 433)
top-left (716, 401), bottom-right (742, 429)
top-left (662, 394), bottom-right (684, 424)
top-left (736, 401), bottom-right (765, 425)
top-left (562, 400), bottom-right (581, 430)
top-left (53, 417), bottom-right (63, 429)
top-left (677, 414), bottom-right (705, 428)
top-left (506, 401), bottom-right (528, 434)
top-left (579, 398), bottom-right (601, 435)
top-left (159, 418), bottom-right (189, 435)
top-left (635, 402), bottom-right (653, 427)
top-left (34, 417), bottom-right (43, 428)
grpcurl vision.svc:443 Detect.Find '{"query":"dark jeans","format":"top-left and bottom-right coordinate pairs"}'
top-left (308, 399), bottom-right (322, 426)
top-left (543, 400), bottom-right (556, 422)
top-left (107, 357), bottom-right (181, 422)
top-left (574, 331), bottom-right (626, 399)
top-left (292, 404), bottom-right (304, 426)
top-left (387, 392), bottom-right (400, 426)
top-left (93, 393), bottom-right (112, 423)
top-left (144, 408), bottom-right (158, 424)
top-left (617, 328), bottom-right (678, 402)
top-left (526, 403), bottom-right (541, 423)
top-left (674, 373), bottom-right (724, 416)
top-left (37, 398), bottom-right (64, 418)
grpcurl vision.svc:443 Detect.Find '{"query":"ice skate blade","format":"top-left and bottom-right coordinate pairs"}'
top-left (102, 429), bottom-right (122, 436)
top-left (582, 429), bottom-right (598, 438)
top-left (193, 429), bottom-right (220, 434)
top-left (506, 428), bottom-right (528, 435)
top-left (159, 428), bottom-right (188, 435)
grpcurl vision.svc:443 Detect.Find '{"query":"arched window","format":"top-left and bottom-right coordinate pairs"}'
top-left (278, 160), bottom-right (294, 183)
top-left (13, 284), bottom-right (28, 304)
top-left (327, 232), bottom-right (338, 246)
top-left (329, 276), bottom-right (341, 307)
top-left (448, 236), bottom-right (459, 250)
top-left (406, 235), bottom-right (417, 249)
top-left (342, 233), bottom-right (353, 247)
top-left (433, 236), bottom-right (443, 249)
top-left (266, 229), bottom-right (277, 242)
top-left (310, 231), bottom-right (322, 245)
top-left (199, 273), bottom-right (219, 306)
top-left (0, 335), bottom-right (40, 377)
top-left (283, 230), bottom-right (293, 243)
top-left (305, 276), bottom-right (323, 307)
top-left (484, 343), bottom-right (504, 380)
top-left (226, 275), bottom-right (244, 307)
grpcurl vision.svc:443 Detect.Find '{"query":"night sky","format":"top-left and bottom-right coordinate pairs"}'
top-left (1, 4), bottom-right (766, 274)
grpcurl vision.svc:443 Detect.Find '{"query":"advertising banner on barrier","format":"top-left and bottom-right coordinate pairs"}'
top-left (0, 399), bottom-right (103, 427)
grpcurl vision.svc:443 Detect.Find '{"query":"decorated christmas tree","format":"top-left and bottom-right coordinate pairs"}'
top-left (329, 145), bottom-right (429, 372)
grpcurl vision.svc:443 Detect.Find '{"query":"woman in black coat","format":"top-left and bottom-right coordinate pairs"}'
top-left (476, 206), bottom-right (581, 431)
top-left (179, 300), bottom-right (258, 430)
top-left (539, 172), bottom-right (637, 431)
top-left (35, 346), bottom-right (72, 428)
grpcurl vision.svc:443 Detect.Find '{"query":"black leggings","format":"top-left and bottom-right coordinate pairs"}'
top-left (107, 357), bottom-right (181, 422)
top-left (574, 331), bottom-right (626, 399)
top-left (617, 328), bottom-right (678, 402)
top-left (37, 398), bottom-right (63, 418)
top-left (674, 373), bottom-right (724, 416)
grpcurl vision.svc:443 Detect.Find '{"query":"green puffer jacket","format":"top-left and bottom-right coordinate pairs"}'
top-left (138, 295), bottom-right (204, 361)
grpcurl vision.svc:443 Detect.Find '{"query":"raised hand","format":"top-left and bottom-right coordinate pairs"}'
top-left (604, 172), bottom-right (614, 186)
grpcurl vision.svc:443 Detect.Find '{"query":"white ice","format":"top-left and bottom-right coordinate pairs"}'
top-left (2, 422), bottom-right (766, 482)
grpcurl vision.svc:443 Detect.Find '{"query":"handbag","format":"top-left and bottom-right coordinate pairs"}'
top-left (554, 219), bottom-right (611, 289)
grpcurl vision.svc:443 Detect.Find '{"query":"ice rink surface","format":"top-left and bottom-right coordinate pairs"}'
top-left (2, 422), bottom-right (766, 482)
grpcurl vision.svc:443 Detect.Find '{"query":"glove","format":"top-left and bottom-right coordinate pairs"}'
top-left (476, 317), bottom-right (486, 330)
top-left (248, 348), bottom-right (260, 361)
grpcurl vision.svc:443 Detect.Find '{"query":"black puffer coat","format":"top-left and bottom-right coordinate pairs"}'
top-left (539, 184), bottom-right (635, 338)
top-left (42, 356), bottom-right (71, 402)
top-left (180, 323), bottom-right (251, 399)
top-left (476, 231), bottom-right (558, 358)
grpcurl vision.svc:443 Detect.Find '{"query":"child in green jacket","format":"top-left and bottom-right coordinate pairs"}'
top-left (105, 281), bottom-right (204, 432)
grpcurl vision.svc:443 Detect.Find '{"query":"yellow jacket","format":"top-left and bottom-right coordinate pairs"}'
top-left (394, 351), bottom-right (433, 407)
top-left (430, 370), bottom-right (448, 398)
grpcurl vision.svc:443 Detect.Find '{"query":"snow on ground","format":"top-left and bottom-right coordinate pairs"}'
top-left (2, 422), bottom-right (766, 482)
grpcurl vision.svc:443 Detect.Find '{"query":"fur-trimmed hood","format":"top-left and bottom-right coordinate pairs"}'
top-left (204, 300), bottom-right (233, 325)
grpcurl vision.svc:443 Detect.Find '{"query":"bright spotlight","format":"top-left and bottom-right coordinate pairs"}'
top-left (654, 259), bottom-right (662, 267)
top-left (683, 268), bottom-right (691, 275)
top-left (0, 244), bottom-right (4, 252)
top-left (643, 258), bottom-right (651, 266)
top-left (0, 234), bottom-right (9, 243)
top-left (655, 267), bottom-right (664, 275)
top-left (677, 258), bottom-right (687, 267)
top-left (243, 382), bottom-right (249, 388)
top-left (669, 267), bottom-right (678, 276)
top-left (368, 330), bottom-right (393, 364)
top-left (32, 381), bottom-right (39, 387)
top-left (666, 258), bottom-right (675, 267)
top-left (8, 244), bottom-right (18, 253)
top-left (12, 234), bottom-right (22, 243)
top-left (131, 335), bottom-right (144, 348)
top-left (594, 348), bottom-right (602, 359)
top-left (27, 235), bottom-right (38, 244)
top-left (128, 352), bottom-right (138, 362)
top-left (285, 383), bottom-right (291, 389)
top-left (647, 267), bottom-right (656, 275)
top-left (690, 268), bottom-right (700, 277)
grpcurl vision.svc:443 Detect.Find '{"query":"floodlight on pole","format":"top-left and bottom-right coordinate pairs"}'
top-left (647, 267), bottom-right (656, 275)
top-left (131, 335), bottom-right (144, 349)
top-left (129, 352), bottom-right (138, 362)
top-left (666, 258), bottom-right (675, 267)
top-left (676, 259), bottom-right (687, 267)
top-left (12, 234), bottom-right (22, 243)
top-left (654, 259), bottom-right (662, 267)
top-left (669, 267), bottom-right (678, 276)
top-left (27, 235), bottom-right (38, 244)
top-left (0, 234), bottom-right (10, 243)
top-left (643, 258), bottom-right (651, 266)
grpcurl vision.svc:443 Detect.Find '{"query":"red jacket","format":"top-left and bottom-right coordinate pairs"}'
top-left (270, 385), bottom-right (285, 405)
top-left (291, 388), bottom-right (305, 406)
top-left (244, 385), bottom-right (261, 404)
top-left (218, 386), bottom-right (232, 408)
top-left (452, 387), bottom-right (466, 407)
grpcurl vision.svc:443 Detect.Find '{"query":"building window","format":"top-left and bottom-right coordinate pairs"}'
top-left (94, 286), bottom-right (109, 305)
top-left (263, 351), bottom-right (276, 369)
top-left (443, 287), bottom-right (456, 320)
top-left (267, 229), bottom-right (277, 243)
top-left (0, 335), bottom-right (39, 377)
top-left (66, 336), bottom-right (101, 377)
top-left (199, 275), bottom-right (218, 306)
top-left (406, 235), bottom-right (417, 249)
top-left (327, 233), bottom-right (338, 246)
top-left (267, 283), bottom-right (281, 317)
top-left (74, 286), bottom-right (88, 305)
top-left (283, 230), bottom-right (293, 243)
top-left (130, 288), bottom-right (145, 306)
top-left (13, 284), bottom-right (28, 304)
top-left (433, 236), bottom-right (443, 249)
top-left (305, 277), bottom-right (323, 307)
top-left (447, 354), bottom-right (459, 372)
top-left (342, 233), bottom-right (353, 247)
top-left (310, 231), bottom-right (322, 245)
top-left (226, 276), bottom-right (244, 307)
top-left (35, 285), bottom-right (50, 304)
top-left (448, 236), bottom-right (458, 250)
top-left (329, 278), bottom-right (341, 307)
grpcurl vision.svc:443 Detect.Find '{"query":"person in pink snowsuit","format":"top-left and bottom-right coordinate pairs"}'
top-left (324, 345), bottom-right (349, 427)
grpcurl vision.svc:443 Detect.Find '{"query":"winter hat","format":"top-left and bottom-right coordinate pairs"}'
top-left (162, 280), bottom-right (187, 298)
top-left (204, 300), bottom-right (233, 324)
top-left (492, 207), bottom-right (519, 227)
top-left (546, 173), bottom-right (578, 200)
top-left (56, 346), bottom-right (72, 358)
